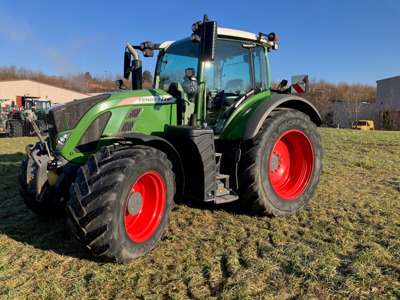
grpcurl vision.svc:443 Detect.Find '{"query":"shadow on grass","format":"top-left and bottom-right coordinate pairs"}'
top-left (0, 152), bottom-right (25, 162)
top-left (0, 153), bottom-right (105, 264)
top-left (0, 151), bottom-right (264, 264)
top-left (174, 195), bottom-right (262, 217)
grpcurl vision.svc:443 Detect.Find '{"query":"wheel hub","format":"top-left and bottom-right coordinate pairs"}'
top-left (127, 192), bottom-right (142, 216)
top-left (124, 171), bottom-right (166, 243)
top-left (270, 153), bottom-right (279, 172)
top-left (268, 130), bottom-right (314, 200)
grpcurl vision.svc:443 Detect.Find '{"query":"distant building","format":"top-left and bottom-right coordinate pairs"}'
top-left (0, 79), bottom-right (90, 107)
top-left (376, 76), bottom-right (400, 130)
top-left (376, 76), bottom-right (400, 108)
top-left (329, 100), bottom-right (378, 128)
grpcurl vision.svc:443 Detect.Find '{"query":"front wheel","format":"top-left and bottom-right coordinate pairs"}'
top-left (238, 109), bottom-right (323, 216)
top-left (66, 145), bottom-right (175, 264)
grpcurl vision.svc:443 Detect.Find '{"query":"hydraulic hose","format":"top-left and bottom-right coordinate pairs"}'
top-left (126, 42), bottom-right (139, 61)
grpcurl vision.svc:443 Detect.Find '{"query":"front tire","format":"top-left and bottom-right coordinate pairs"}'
top-left (238, 109), bottom-right (322, 216)
top-left (66, 144), bottom-right (175, 264)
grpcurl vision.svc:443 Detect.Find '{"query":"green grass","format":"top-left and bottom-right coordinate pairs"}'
top-left (1, 129), bottom-right (400, 299)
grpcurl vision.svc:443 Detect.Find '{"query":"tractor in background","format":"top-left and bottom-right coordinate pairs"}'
top-left (3, 98), bottom-right (51, 137)
top-left (0, 99), bottom-right (23, 137)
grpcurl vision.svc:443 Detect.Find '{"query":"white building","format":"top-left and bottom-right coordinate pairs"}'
top-left (376, 76), bottom-right (400, 108)
top-left (376, 76), bottom-right (400, 130)
top-left (0, 79), bottom-right (90, 107)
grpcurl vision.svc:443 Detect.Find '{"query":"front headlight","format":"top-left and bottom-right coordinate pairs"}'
top-left (56, 133), bottom-right (71, 151)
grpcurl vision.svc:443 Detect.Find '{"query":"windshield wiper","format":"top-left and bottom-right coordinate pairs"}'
top-left (234, 87), bottom-right (263, 108)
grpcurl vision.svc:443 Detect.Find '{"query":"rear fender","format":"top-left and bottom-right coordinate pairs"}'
top-left (242, 94), bottom-right (321, 140)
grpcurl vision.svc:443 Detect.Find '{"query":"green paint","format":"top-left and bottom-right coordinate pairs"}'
top-left (55, 89), bottom-right (177, 164)
top-left (218, 91), bottom-right (273, 140)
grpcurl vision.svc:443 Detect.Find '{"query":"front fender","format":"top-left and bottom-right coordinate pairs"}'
top-left (104, 132), bottom-right (185, 196)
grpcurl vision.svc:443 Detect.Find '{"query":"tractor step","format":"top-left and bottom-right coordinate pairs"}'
top-left (205, 191), bottom-right (239, 204)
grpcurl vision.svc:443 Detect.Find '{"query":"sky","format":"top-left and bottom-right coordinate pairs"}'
top-left (0, 0), bottom-right (399, 86)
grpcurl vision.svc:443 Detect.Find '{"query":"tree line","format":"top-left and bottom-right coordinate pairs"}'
top-left (272, 79), bottom-right (376, 103)
top-left (303, 79), bottom-right (376, 103)
top-left (0, 66), bottom-right (154, 93)
top-left (1, 66), bottom-right (376, 104)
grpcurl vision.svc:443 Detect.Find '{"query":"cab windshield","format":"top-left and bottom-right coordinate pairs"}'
top-left (155, 38), bottom-right (199, 92)
top-left (35, 101), bottom-right (51, 110)
top-left (155, 38), bottom-right (269, 133)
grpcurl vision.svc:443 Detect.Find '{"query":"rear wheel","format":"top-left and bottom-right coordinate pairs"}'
top-left (238, 109), bottom-right (322, 216)
top-left (66, 144), bottom-right (175, 264)
top-left (35, 120), bottom-right (47, 135)
top-left (8, 120), bottom-right (23, 137)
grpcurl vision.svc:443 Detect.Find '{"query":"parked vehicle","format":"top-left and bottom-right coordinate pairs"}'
top-left (351, 120), bottom-right (374, 130)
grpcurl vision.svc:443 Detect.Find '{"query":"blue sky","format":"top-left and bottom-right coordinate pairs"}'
top-left (0, 0), bottom-right (399, 86)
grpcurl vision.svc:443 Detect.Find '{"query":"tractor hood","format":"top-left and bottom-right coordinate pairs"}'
top-left (47, 94), bottom-right (111, 138)
top-left (46, 89), bottom-right (177, 161)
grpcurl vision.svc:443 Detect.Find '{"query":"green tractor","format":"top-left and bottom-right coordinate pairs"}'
top-left (1, 98), bottom-right (50, 137)
top-left (0, 100), bottom-right (24, 137)
top-left (15, 98), bottom-right (51, 136)
top-left (19, 16), bottom-right (322, 263)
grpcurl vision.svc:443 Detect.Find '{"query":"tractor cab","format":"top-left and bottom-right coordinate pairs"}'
top-left (154, 34), bottom-right (271, 134)
top-left (23, 98), bottom-right (51, 112)
top-left (124, 16), bottom-right (281, 137)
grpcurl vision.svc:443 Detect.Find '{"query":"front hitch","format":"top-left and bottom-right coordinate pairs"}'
top-left (24, 110), bottom-right (53, 160)
top-left (28, 146), bottom-right (52, 201)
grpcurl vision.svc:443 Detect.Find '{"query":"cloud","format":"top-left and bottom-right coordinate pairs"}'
top-left (0, 5), bottom-right (103, 76)
top-left (0, 13), bottom-right (35, 43)
top-left (41, 47), bottom-right (81, 75)
top-left (40, 36), bottom-right (101, 75)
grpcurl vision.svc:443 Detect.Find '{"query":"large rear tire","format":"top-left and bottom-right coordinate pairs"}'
top-left (238, 109), bottom-right (322, 216)
top-left (8, 120), bottom-right (23, 137)
top-left (66, 144), bottom-right (175, 264)
top-left (35, 120), bottom-right (47, 136)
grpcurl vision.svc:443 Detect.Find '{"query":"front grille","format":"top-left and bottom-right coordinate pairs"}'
top-left (125, 108), bottom-right (143, 119)
top-left (47, 94), bottom-right (110, 134)
top-left (119, 121), bottom-right (136, 133)
top-left (47, 112), bottom-right (57, 143)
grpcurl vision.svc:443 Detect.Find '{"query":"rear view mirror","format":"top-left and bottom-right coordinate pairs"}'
top-left (191, 16), bottom-right (217, 62)
top-left (124, 51), bottom-right (131, 80)
top-left (200, 21), bottom-right (217, 62)
top-left (115, 79), bottom-right (127, 90)
top-left (182, 68), bottom-right (199, 96)
top-left (185, 68), bottom-right (196, 78)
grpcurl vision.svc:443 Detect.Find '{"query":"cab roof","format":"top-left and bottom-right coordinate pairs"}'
top-left (159, 27), bottom-right (277, 50)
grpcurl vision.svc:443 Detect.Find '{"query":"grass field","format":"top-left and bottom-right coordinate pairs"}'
top-left (0, 128), bottom-right (400, 299)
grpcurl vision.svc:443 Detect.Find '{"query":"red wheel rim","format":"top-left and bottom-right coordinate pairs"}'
top-left (124, 171), bottom-right (166, 243)
top-left (268, 130), bottom-right (314, 200)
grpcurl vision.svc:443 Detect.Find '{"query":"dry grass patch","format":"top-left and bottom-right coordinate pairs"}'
top-left (1, 130), bottom-right (400, 299)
